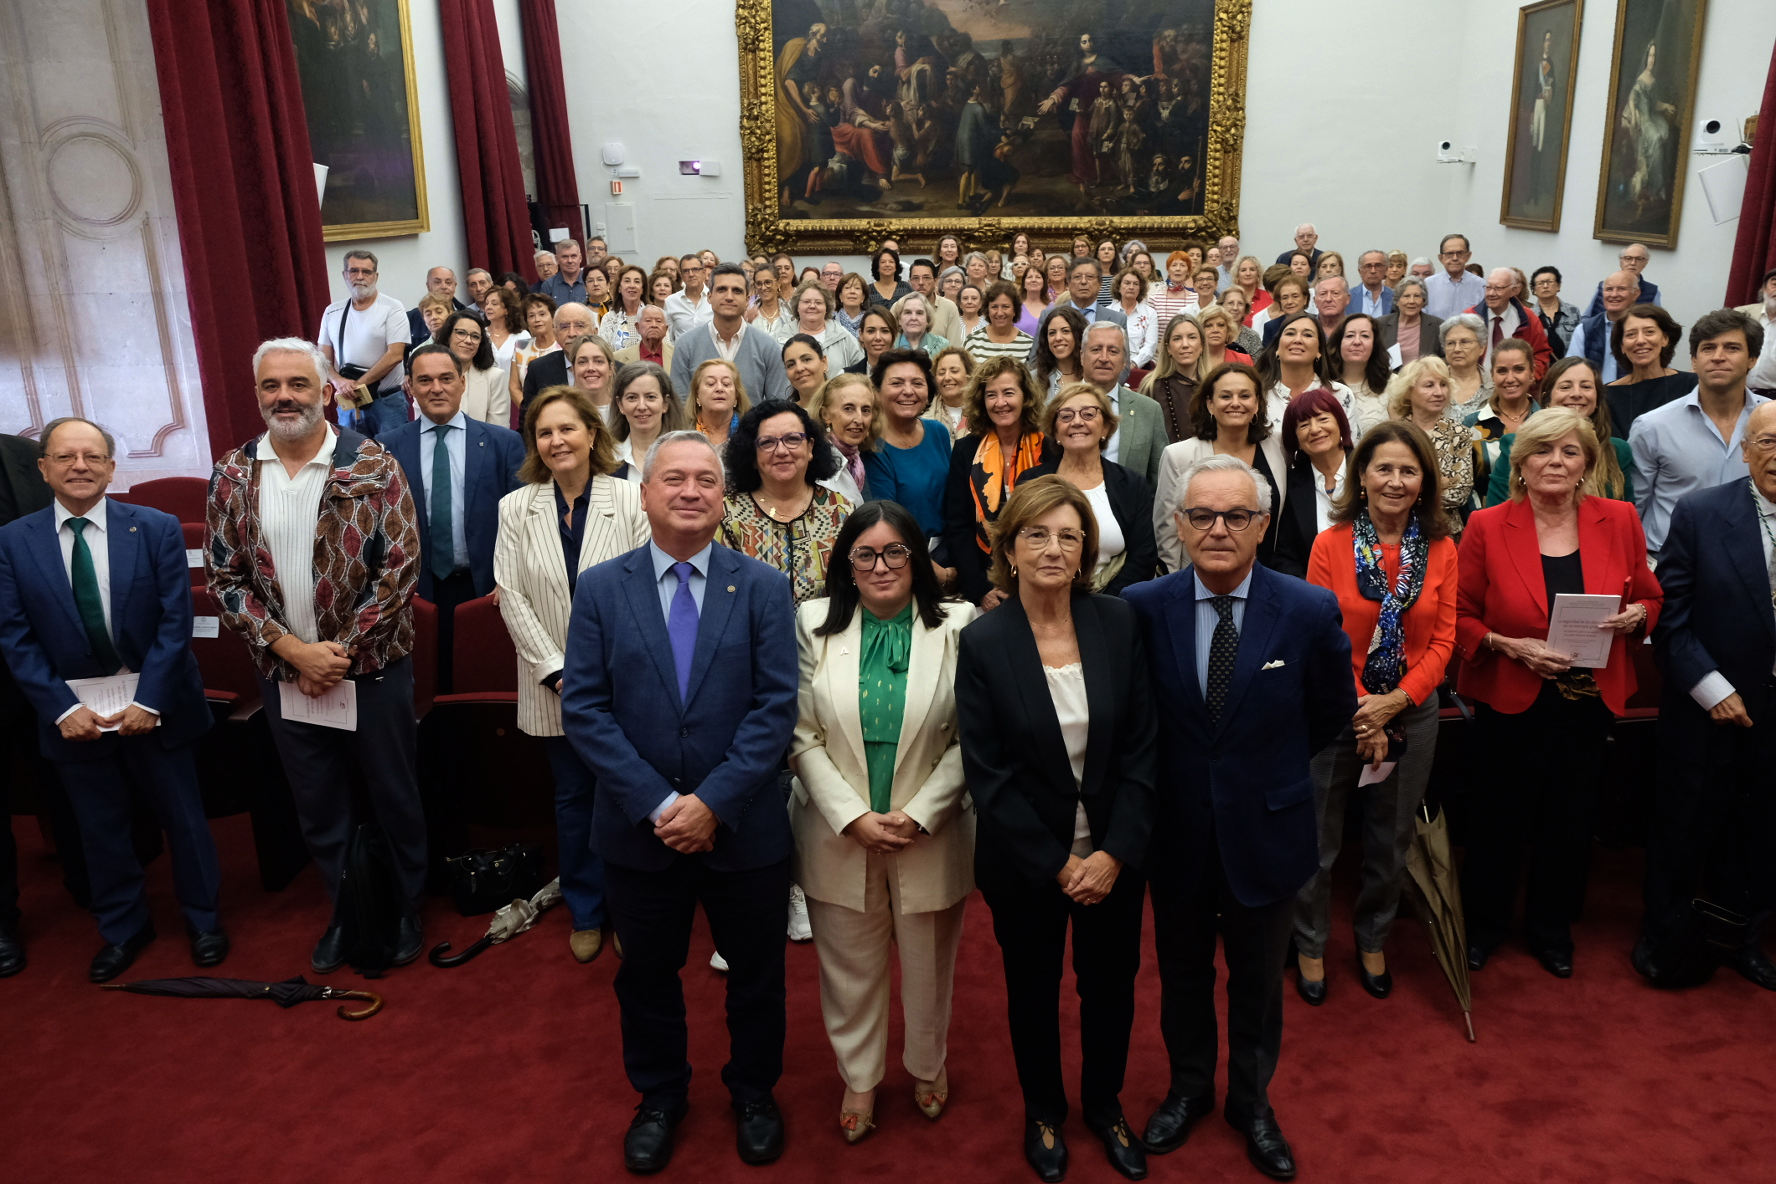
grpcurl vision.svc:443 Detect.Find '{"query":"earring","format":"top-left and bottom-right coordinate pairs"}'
top-left (1009, 564), bottom-right (1018, 576)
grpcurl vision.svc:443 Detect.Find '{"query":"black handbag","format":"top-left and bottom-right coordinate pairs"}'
top-left (445, 843), bottom-right (547, 916)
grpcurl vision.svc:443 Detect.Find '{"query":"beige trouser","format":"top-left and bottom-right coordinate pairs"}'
top-left (805, 850), bottom-right (968, 1093)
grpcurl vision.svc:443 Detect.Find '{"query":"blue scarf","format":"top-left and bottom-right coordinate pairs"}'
top-left (1352, 509), bottom-right (1427, 695)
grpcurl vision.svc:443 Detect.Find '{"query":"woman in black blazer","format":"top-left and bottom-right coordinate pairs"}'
top-left (1374, 278), bottom-right (1443, 365)
top-left (955, 476), bottom-right (1158, 1184)
top-left (1268, 388), bottom-right (1356, 578)
top-left (1026, 382), bottom-right (1159, 594)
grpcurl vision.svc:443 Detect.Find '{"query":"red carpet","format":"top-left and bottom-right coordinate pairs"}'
top-left (3, 817), bottom-right (1773, 1183)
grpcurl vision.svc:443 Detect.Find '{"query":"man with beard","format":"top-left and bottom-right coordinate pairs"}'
top-left (206, 337), bottom-right (427, 975)
top-left (318, 250), bottom-right (410, 437)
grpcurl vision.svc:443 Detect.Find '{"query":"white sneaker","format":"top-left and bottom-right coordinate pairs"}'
top-left (787, 883), bottom-right (813, 943)
top-left (709, 950), bottom-right (729, 972)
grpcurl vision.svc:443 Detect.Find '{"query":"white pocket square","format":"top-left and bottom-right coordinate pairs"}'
top-left (1262, 659), bottom-right (1286, 670)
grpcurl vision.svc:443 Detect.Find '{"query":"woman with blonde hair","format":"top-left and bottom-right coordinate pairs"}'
top-left (1140, 312), bottom-right (1207, 443)
top-left (808, 372), bottom-right (879, 503)
top-left (1384, 356), bottom-right (1474, 535)
top-left (688, 357), bottom-right (751, 452)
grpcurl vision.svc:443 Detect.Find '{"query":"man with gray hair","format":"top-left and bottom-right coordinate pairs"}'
top-left (1353, 250), bottom-right (1394, 316)
top-left (405, 265), bottom-right (467, 346)
top-left (206, 337), bottom-right (427, 975)
top-left (534, 248), bottom-right (559, 284)
top-left (1126, 455), bottom-right (1354, 1181)
top-left (1080, 320), bottom-right (1164, 487)
top-left (523, 302), bottom-right (597, 404)
top-left (1312, 275), bottom-right (1351, 340)
top-left (1274, 223), bottom-right (1321, 269)
top-left (1408, 257), bottom-right (1435, 280)
top-left (317, 249), bottom-right (410, 437)
top-left (1215, 234), bottom-right (1240, 289)
top-left (464, 267), bottom-right (495, 313)
top-left (1466, 266), bottom-right (1552, 378)
top-left (562, 430), bottom-right (797, 1173)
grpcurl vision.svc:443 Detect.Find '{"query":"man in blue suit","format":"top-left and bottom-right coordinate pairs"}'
top-left (562, 430), bottom-right (798, 1174)
top-left (1639, 402), bottom-right (1776, 991)
top-left (0, 418), bottom-right (224, 982)
top-left (1125, 455), bottom-right (1354, 1181)
top-left (380, 343), bottom-right (525, 692)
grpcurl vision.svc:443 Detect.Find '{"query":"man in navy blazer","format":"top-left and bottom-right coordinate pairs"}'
top-left (1125, 454), bottom-right (1354, 1181)
top-left (0, 418), bottom-right (224, 982)
top-left (1640, 403), bottom-right (1776, 991)
top-left (380, 344), bottom-right (524, 691)
top-left (561, 431), bottom-right (797, 1174)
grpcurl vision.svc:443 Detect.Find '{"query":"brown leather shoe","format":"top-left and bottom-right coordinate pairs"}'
top-left (569, 928), bottom-right (604, 963)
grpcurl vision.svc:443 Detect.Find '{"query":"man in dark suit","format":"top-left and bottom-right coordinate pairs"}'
top-left (522, 302), bottom-right (596, 405)
top-left (562, 431), bottom-right (798, 1174)
top-left (0, 418), bottom-right (225, 982)
top-left (1272, 224), bottom-right (1322, 269)
top-left (1639, 402), bottom-right (1776, 990)
top-left (380, 344), bottom-right (524, 692)
top-left (405, 265), bottom-right (468, 346)
top-left (1125, 454), bottom-right (1354, 1181)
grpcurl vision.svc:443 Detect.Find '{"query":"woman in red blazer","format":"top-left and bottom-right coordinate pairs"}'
top-left (1455, 408), bottom-right (1662, 979)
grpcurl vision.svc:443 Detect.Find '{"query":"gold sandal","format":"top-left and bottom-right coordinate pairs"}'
top-left (839, 1109), bottom-right (876, 1144)
top-left (913, 1069), bottom-right (949, 1120)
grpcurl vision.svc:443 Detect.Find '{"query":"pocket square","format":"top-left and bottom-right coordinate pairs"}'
top-left (1262, 659), bottom-right (1286, 670)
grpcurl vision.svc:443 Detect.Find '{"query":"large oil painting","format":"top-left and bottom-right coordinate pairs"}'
top-left (737, 0), bottom-right (1250, 253)
top-left (287, 0), bottom-right (430, 241)
top-left (1593, 0), bottom-right (1707, 247)
top-left (1499, 0), bottom-right (1583, 232)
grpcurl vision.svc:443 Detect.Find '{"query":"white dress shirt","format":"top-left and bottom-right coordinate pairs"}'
top-left (1480, 302), bottom-right (1521, 372)
top-left (51, 495), bottom-right (157, 722)
top-left (256, 427), bottom-right (337, 644)
top-left (419, 411), bottom-right (471, 572)
top-left (1751, 309), bottom-right (1776, 391)
top-left (1687, 482), bottom-right (1776, 710)
top-left (663, 288), bottom-right (712, 341)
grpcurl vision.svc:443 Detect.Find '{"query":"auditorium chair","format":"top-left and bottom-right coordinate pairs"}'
top-left (115, 476), bottom-right (208, 524)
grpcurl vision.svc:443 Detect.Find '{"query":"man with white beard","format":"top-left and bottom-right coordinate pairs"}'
top-left (317, 249), bottom-right (411, 437)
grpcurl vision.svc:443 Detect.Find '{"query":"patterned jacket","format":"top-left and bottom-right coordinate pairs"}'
top-left (205, 428), bottom-right (419, 680)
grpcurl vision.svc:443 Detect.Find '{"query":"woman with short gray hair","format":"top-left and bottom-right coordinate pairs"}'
top-left (1375, 277), bottom-right (1443, 368)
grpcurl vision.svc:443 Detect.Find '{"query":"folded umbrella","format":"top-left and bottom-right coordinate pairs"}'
top-left (101, 974), bottom-right (383, 1020)
top-left (429, 876), bottom-right (564, 968)
top-left (1404, 800), bottom-right (1476, 1042)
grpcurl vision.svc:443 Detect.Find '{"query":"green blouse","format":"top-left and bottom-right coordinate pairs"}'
top-left (858, 604), bottom-right (913, 814)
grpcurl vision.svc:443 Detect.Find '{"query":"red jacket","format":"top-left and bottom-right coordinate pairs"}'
top-left (1464, 296), bottom-right (1553, 381)
top-left (1455, 496), bottom-right (1662, 715)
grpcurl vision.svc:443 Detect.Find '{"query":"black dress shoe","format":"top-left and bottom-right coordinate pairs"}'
top-left (734, 1098), bottom-right (784, 1165)
top-left (1357, 953), bottom-right (1392, 1000)
top-left (1466, 941), bottom-right (1494, 972)
top-left (1294, 973), bottom-right (1326, 1006)
top-left (624, 1102), bottom-right (687, 1174)
top-left (393, 915), bottom-right (423, 967)
top-left (1230, 1112), bottom-right (1296, 1181)
top-left (89, 923), bottom-right (156, 983)
top-left (0, 927), bottom-right (24, 978)
top-left (1023, 1119), bottom-right (1068, 1183)
top-left (1141, 1092), bottom-right (1215, 1154)
top-left (1729, 947), bottom-right (1776, 991)
top-left (1088, 1116), bottom-right (1147, 1180)
top-left (189, 926), bottom-right (230, 968)
top-left (311, 924), bottom-right (347, 974)
top-left (1533, 947), bottom-right (1574, 979)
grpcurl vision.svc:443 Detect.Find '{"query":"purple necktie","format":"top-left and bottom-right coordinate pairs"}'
top-left (668, 560), bottom-right (698, 701)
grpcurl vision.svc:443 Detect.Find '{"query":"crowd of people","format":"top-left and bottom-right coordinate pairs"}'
top-left (1, 223), bottom-right (1774, 1184)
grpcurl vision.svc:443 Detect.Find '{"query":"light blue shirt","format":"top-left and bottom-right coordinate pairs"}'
top-left (1424, 270), bottom-right (1486, 322)
top-left (645, 538), bottom-right (714, 822)
top-left (1193, 568), bottom-right (1254, 697)
top-left (1564, 321), bottom-right (1622, 383)
top-left (1357, 286), bottom-right (1389, 316)
top-left (418, 411), bottom-right (470, 571)
top-left (1628, 388), bottom-right (1770, 556)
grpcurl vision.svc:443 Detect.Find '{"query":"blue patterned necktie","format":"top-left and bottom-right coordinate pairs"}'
top-left (667, 561), bottom-right (698, 701)
top-left (68, 517), bottom-right (121, 673)
top-left (1205, 595), bottom-right (1237, 725)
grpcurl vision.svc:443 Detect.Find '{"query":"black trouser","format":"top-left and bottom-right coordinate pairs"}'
top-left (259, 658), bottom-right (427, 912)
top-left (1, 709), bottom-right (91, 923)
top-left (605, 856), bottom-right (790, 1113)
top-left (429, 569), bottom-right (477, 695)
top-left (1150, 847), bottom-right (1292, 1123)
top-left (1643, 679), bottom-right (1776, 949)
top-left (981, 869), bottom-right (1145, 1128)
top-left (1461, 686), bottom-right (1612, 955)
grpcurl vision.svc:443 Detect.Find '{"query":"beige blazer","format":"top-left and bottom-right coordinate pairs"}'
top-left (462, 364), bottom-right (511, 425)
top-left (789, 598), bottom-right (977, 914)
top-left (1152, 432), bottom-right (1289, 572)
top-left (613, 340), bottom-right (674, 373)
top-left (493, 476), bottom-right (649, 736)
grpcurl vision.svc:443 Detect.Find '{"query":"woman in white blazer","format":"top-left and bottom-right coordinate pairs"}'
top-left (789, 500), bottom-right (976, 1144)
top-left (494, 385), bottom-right (649, 963)
top-left (436, 309), bottom-right (511, 425)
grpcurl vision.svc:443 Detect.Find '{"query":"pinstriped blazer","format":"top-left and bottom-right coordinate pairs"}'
top-left (494, 475), bottom-right (649, 736)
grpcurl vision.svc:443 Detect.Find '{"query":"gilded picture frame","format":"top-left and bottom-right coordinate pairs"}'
top-left (736, 0), bottom-right (1250, 254)
top-left (1592, 0), bottom-right (1707, 248)
top-left (1499, 0), bottom-right (1584, 232)
top-left (287, 0), bottom-right (431, 241)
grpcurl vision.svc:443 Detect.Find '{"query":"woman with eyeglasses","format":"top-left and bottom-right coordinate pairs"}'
top-left (788, 501), bottom-right (977, 1144)
top-left (1027, 384), bottom-right (1158, 595)
top-left (954, 476), bottom-right (1158, 1184)
top-left (434, 310), bottom-right (511, 426)
top-left (720, 398), bottom-right (853, 606)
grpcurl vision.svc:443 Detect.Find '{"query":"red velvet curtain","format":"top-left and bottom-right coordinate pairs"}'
top-left (519, 0), bottom-right (584, 245)
top-left (1727, 43), bottom-right (1776, 304)
top-left (145, 0), bottom-right (331, 460)
top-left (439, 0), bottom-right (535, 281)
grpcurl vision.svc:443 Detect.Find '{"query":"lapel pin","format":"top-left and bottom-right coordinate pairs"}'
top-left (727, 585), bottom-right (736, 592)
top-left (129, 526), bottom-right (137, 532)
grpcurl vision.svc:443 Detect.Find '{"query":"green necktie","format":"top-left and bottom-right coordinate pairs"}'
top-left (430, 423), bottom-right (456, 582)
top-left (67, 517), bottom-right (121, 673)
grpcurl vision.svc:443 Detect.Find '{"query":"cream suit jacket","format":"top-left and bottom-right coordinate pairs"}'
top-left (493, 475), bottom-right (649, 736)
top-left (789, 597), bottom-right (977, 914)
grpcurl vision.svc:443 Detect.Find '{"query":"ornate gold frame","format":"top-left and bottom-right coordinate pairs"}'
top-left (735, 1), bottom-right (1250, 254)
top-left (1591, 0), bottom-right (1707, 248)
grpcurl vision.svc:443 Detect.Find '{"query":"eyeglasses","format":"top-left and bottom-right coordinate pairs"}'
top-left (755, 432), bottom-right (808, 453)
top-left (450, 328), bottom-right (483, 341)
top-left (1439, 250), bottom-right (1469, 260)
top-left (1748, 435), bottom-right (1776, 453)
top-left (1055, 407), bottom-right (1101, 424)
top-left (46, 452), bottom-right (111, 467)
top-left (1180, 507), bottom-right (1260, 532)
top-left (1018, 527), bottom-right (1085, 551)
top-left (849, 544), bottom-right (911, 570)
top-left (1619, 254), bottom-right (1648, 264)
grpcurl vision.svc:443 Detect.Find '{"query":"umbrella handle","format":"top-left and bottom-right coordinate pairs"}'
top-left (325, 988), bottom-right (384, 1021)
top-left (428, 934), bottom-right (494, 969)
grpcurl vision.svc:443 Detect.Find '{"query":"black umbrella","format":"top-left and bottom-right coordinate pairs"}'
top-left (101, 974), bottom-right (383, 1020)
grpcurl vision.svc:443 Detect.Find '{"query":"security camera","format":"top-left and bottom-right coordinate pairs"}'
top-left (1695, 116), bottom-right (1726, 149)
top-left (1436, 140), bottom-right (1460, 163)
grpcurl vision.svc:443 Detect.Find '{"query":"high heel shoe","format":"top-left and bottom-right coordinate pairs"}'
top-left (913, 1068), bottom-right (949, 1120)
top-left (1357, 951), bottom-right (1392, 999)
top-left (1294, 953), bottom-right (1326, 1006)
top-left (839, 1088), bottom-right (877, 1144)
